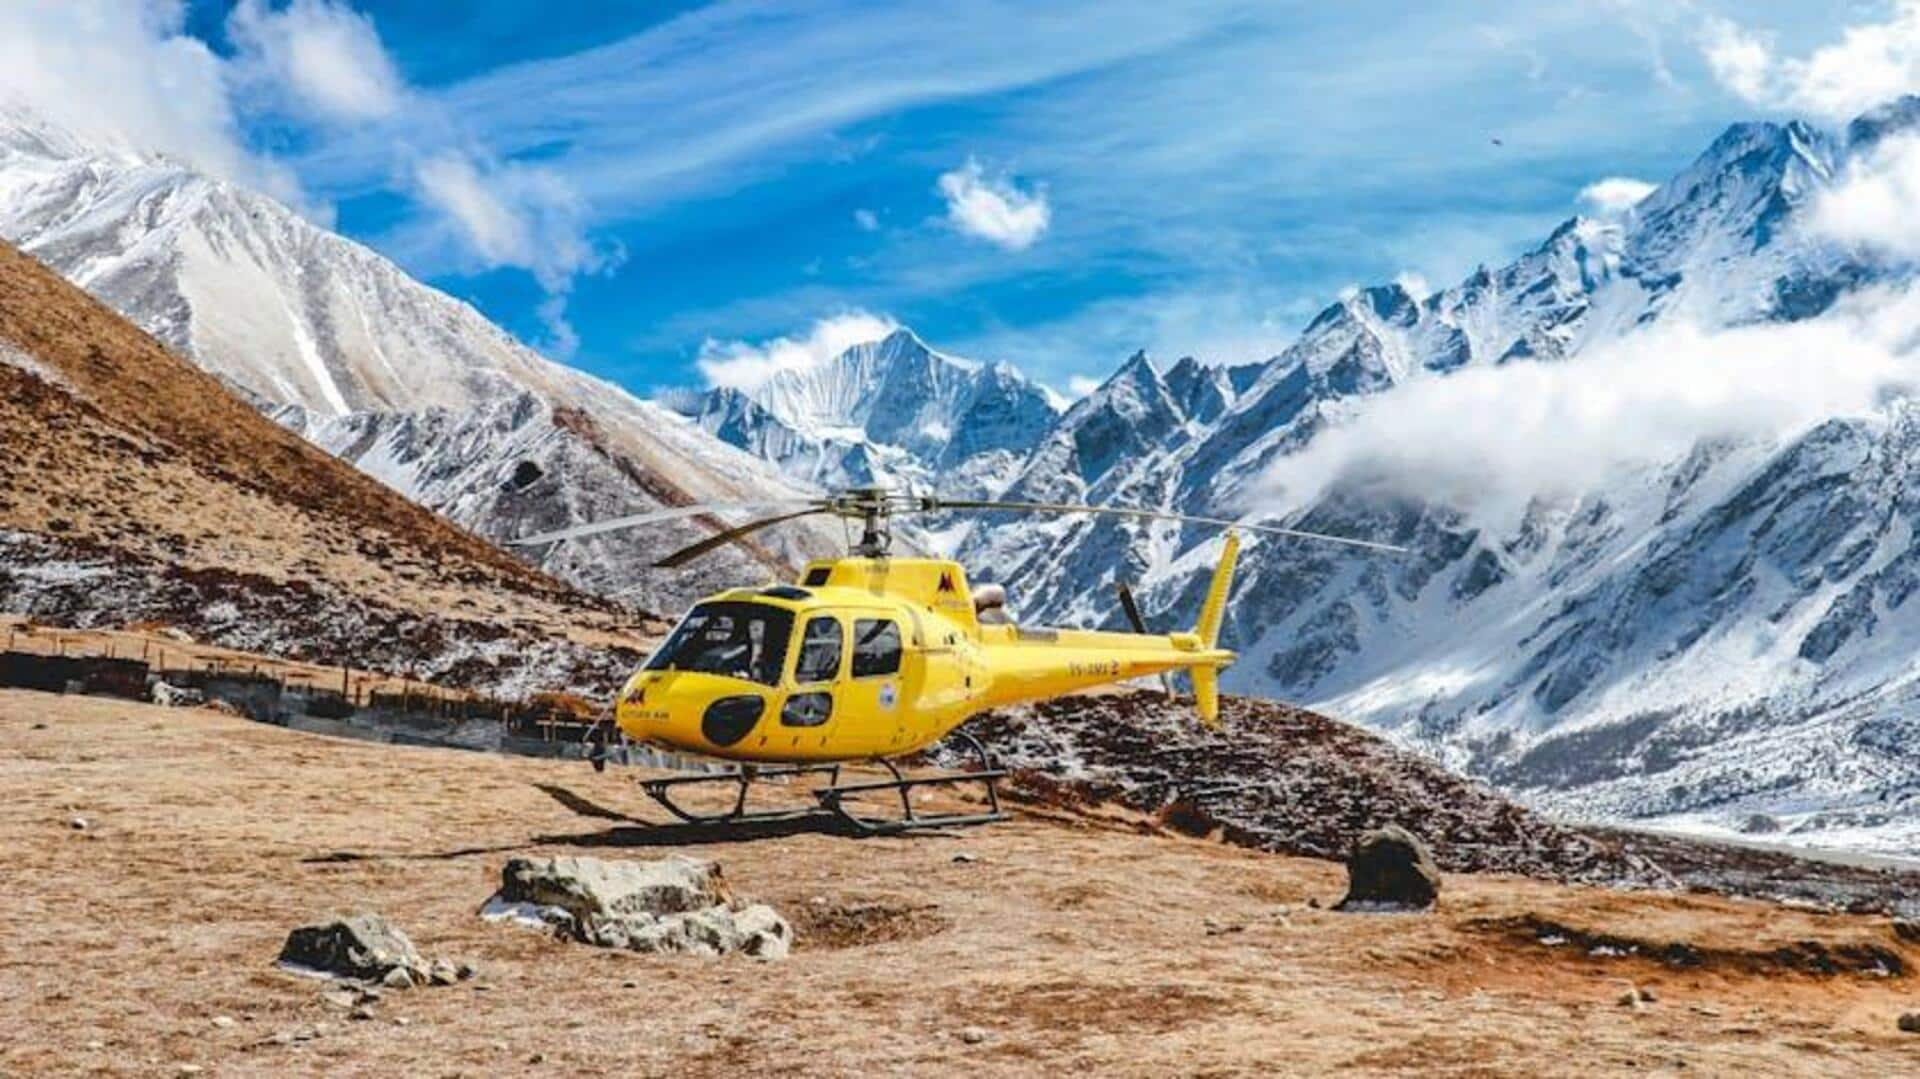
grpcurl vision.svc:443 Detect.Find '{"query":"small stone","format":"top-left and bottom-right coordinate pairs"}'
top-left (350, 1005), bottom-right (375, 1022)
top-left (311, 1022), bottom-right (330, 1036)
top-left (381, 967), bottom-right (415, 990)
top-left (321, 988), bottom-right (357, 1010)
top-left (960, 1026), bottom-right (988, 1045)
top-left (622, 980), bottom-right (639, 989)
top-left (471, 983), bottom-right (493, 992)
top-left (68, 816), bottom-right (89, 831)
top-left (1900, 1013), bottom-right (1920, 1034)
top-left (1617, 989), bottom-right (1642, 1008)
top-left (392, 1017), bottom-right (411, 1028)
top-left (1637, 987), bottom-right (1657, 1003)
top-left (455, 961), bottom-right (478, 981)
top-left (529, 1053), bottom-right (546, 1064)
top-left (30, 722), bottom-right (47, 730)
top-left (428, 958), bottom-right (458, 986)
top-left (952, 852), bottom-right (979, 864)
top-left (210, 1016), bottom-right (236, 1029)
top-left (492, 1041), bottom-right (510, 1052)
top-left (85, 1040), bottom-right (104, 1051)
top-left (177, 1065), bottom-right (202, 1076)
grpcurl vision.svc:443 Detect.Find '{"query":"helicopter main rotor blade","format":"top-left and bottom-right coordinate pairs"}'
top-left (1115, 581), bottom-right (1149, 634)
top-left (652, 507), bottom-right (831, 569)
top-left (927, 498), bottom-right (1410, 555)
top-left (506, 499), bottom-right (822, 547)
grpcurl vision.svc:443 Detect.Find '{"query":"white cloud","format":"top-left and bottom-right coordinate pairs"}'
top-left (0, 0), bottom-right (303, 204)
top-left (411, 150), bottom-right (606, 287)
top-left (696, 312), bottom-right (899, 392)
top-left (853, 208), bottom-right (879, 231)
top-left (1578, 176), bottom-right (1656, 216)
top-left (1392, 271), bottom-right (1431, 302)
top-left (937, 158), bottom-right (1050, 250)
top-left (1811, 133), bottom-right (1920, 258)
top-left (1701, 4), bottom-right (1920, 121)
top-left (1067, 374), bottom-right (1103, 398)
top-left (1259, 287), bottom-right (1920, 521)
top-left (227, 0), bottom-right (405, 124)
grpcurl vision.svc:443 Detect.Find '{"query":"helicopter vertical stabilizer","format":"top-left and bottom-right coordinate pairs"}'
top-left (1189, 530), bottom-right (1240, 726)
top-left (1195, 530), bottom-right (1239, 649)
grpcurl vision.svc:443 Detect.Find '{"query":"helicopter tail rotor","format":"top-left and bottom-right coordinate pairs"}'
top-left (1115, 581), bottom-right (1178, 698)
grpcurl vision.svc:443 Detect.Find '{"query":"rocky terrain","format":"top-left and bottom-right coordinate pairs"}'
top-left (0, 241), bottom-right (655, 696)
top-left (949, 691), bottom-right (1920, 917)
top-left (6, 689), bottom-right (1919, 1076)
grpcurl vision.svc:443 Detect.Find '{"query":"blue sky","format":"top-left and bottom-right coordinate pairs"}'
top-left (28, 2), bottom-right (1906, 395)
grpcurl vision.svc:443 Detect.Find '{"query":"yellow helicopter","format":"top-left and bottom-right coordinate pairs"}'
top-left (512, 488), bottom-right (1404, 833)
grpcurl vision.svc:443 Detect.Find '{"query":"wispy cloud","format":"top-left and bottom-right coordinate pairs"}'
top-left (1811, 133), bottom-right (1920, 259)
top-left (227, 0), bottom-right (405, 124)
top-left (696, 311), bottom-right (898, 392)
top-left (937, 158), bottom-right (1050, 250)
top-left (1701, 2), bottom-right (1920, 121)
top-left (1578, 176), bottom-right (1656, 215)
top-left (0, 0), bottom-right (305, 206)
top-left (1259, 286), bottom-right (1920, 519)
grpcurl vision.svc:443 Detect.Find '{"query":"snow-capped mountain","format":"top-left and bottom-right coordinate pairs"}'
top-left (943, 100), bottom-right (1920, 854)
top-left (675, 328), bottom-right (1059, 495)
top-left (0, 103), bottom-right (834, 612)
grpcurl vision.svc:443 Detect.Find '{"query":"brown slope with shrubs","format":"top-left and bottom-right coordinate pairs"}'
top-left (0, 241), bottom-right (659, 693)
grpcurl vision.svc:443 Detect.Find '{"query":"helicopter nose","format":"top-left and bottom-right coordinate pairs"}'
top-left (615, 673), bottom-right (770, 752)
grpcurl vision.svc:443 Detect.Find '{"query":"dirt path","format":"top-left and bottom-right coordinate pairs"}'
top-left (4, 689), bottom-right (1917, 1076)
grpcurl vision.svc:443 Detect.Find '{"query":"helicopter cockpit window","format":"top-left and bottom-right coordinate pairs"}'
top-left (850, 619), bottom-right (902, 678)
top-left (793, 616), bottom-right (843, 683)
top-left (643, 602), bottom-right (793, 686)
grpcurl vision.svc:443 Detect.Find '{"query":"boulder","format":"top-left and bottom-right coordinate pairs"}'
top-left (483, 855), bottom-right (790, 960)
top-left (1335, 825), bottom-right (1442, 912)
top-left (278, 914), bottom-right (427, 984)
top-left (1900, 1012), bottom-right (1920, 1034)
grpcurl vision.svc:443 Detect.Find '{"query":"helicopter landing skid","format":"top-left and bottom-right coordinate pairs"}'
top-left (640, 763), bottom-right (843, 826)
top-left (812, 730), bottom-right (1009, 836)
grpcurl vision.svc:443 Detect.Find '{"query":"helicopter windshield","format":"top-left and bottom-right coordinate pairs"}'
top-left (643, 601), bottom-right (794, 686)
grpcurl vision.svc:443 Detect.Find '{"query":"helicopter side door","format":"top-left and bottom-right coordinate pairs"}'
top-left (771, 611), bottom-right (844, 754)
top-left (837, 612), bottom-right (910, 756)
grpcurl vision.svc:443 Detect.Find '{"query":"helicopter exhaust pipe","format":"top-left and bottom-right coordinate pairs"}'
top-left (1189, 531), bottom-right (1241, 727)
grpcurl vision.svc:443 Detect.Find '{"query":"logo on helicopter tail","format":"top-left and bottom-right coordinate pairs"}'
top-left (937, 571), bottom-right (956, 593)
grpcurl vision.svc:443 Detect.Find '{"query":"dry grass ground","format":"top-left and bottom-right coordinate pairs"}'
top-left (5, 688), bottom-right (1918, 1077)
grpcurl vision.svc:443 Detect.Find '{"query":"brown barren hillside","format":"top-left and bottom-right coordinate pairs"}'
top-left (0, 241), bottom-right (660, 694)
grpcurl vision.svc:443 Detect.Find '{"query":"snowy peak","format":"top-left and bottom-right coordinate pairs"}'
top-left (1163, 355), bottom-right (1234, 425)
top-left (686, 325), bottom-right (1057, 495)
top-left (1845, 94), bottom-right (1920, 150)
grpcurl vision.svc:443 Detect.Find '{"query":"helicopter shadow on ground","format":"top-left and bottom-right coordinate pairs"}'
top-left (297, 782), bottom-right (889, 865)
